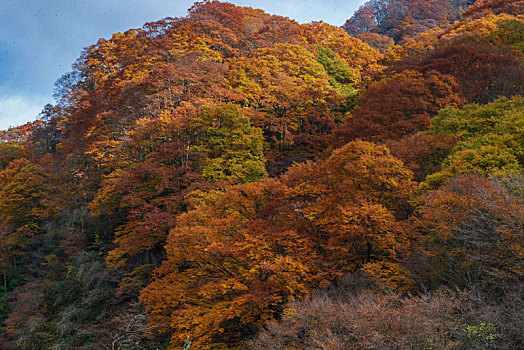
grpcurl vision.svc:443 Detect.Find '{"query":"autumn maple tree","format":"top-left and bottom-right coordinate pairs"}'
top-left (0, 0), bottom-right (522, 348)
top-left (91, 102), bottom-right (266, 268)
top-left (333, 69), bottom-right (463, 144)
top-left (140, 140), bottom-right (415, 348)
top-left (414, 174), bottom-right (524, 290)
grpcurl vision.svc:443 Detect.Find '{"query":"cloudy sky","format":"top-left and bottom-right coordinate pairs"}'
top-left (0, 0), bottom-right (365, 130)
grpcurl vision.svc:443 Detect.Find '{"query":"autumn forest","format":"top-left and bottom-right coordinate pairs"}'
top-left (0, 0), bottom-right (523, 348)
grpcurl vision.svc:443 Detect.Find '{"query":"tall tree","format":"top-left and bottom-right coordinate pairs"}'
top-left (91, 103), bottom-right (266, 268)
top-left (333, 70), bottom-right (463, 144)
top-left (140, 140), bottom-right (415, 349)
top-left (424, 96), bottom-right (524, 187)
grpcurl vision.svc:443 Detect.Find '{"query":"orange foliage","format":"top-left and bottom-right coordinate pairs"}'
top-left (1, 1), bottom-right (522, 348)
top-left (0, 158), bottom-right (57, 268)
top-left (226, 43), bottom-right (344, 171)
top-left (140, 141), bottom-right (415, 348)
top-left (415, 43), bottom-right (524, 104)
top-left (358, 32), bottom-right (395, 53)
top-left (300, 21), bottom-right (382, 83)
top-left (464, 0), bottom-right (524, 19)
top-left (413, 175), bottom-right (524, 288)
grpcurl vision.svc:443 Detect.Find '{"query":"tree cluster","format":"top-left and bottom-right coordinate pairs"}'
top-left (0, 1), bottom-right (522, 349)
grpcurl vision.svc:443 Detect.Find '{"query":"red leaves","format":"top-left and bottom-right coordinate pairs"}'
top-left (344, 0), bottom-right (476, 43)
top-left (464, 0), bottom-right (524, 19)
top-left (333, 70), bottom-right (463, 144)
top-left (140, 141), bottom-right (415, 348)
top-left (2, 1), bottom-right (522, 348)
top-left (415, 43), bottom-right (524, 104)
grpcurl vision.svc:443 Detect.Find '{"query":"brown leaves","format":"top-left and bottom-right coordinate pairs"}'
top-left (253, 274), bottom-right (468, 350)
top-left (413, 174), bottom-right (524, 289)
top-left (140, 141), bottom-right (416, 348)
top-left (333, 70), bottom-right (464, 144)
top-left (464, 0), bottom-right (524, 19)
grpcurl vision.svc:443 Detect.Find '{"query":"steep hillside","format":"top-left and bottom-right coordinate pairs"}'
top-left (0, 1), bottom-right (522, 349)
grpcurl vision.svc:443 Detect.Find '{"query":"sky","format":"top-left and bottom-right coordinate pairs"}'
top-left (0, 0), bottom-right (366, 130)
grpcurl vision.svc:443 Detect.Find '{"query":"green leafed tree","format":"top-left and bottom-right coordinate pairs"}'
top-left (191, 103), bottom-right (267, 183)
top-left (91, 103), bottom-right (266, 268)
top-left (424, 96), bottom-right (524, 188)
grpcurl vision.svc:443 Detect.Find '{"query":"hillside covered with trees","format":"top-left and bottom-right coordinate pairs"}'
top-left (0, 0), bottom-right (523, 349)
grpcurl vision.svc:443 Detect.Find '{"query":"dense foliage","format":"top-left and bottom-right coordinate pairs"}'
top-left (343, 0), bottom-right (477, 43)
top-left (0, 1), bottom-right (522, 349)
